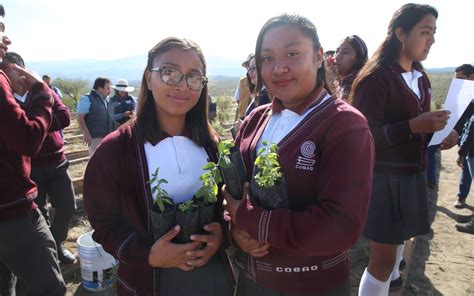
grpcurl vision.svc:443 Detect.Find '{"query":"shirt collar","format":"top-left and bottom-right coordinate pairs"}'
top-left (271, 83), bottom-right (327, 115)
top-left (13, 92), bottom-right (28, 103)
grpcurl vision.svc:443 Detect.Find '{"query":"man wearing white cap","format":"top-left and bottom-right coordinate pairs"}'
top-left (108, 78), bottom-right (137, 128)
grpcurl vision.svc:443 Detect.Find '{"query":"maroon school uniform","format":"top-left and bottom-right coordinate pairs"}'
top-left (83, 124), bottom-right (233, 295)
top-left (234, 95), bottom-right (375, 294)
top-left (0, 71), bottom-right (52, 221)
top-left (31, 91), bottom-right (70, 166)
top-left (353, 62), bottom-right (433, 244)
top-left (353, 63), bottom-right (431, 172)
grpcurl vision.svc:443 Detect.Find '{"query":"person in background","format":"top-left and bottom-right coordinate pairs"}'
top-left (333, 35), bottom-right (368, 100)
top-left (76, 77), bottom-right (114, 156)
top-left (351, 4), bottom-right (458, 295)
top-left (455, 111), bottom-right (474, 234)
top-left (3, 52), bottom-right (76, 265)
top-left (453, 64), bottom-right (474, 208)
top-left (208, 94), bottom-right (217, 121)
top-left (108, 78), bottom-right (137, 128)
top-left (324, 50), bottom-right (339, 94)
top-left (43, 74), bottom-right (66, 141)
top-left (243, 54), bottom-right (271, 117)
top-left (224, 14), bottom-right (374, 295)
top-left (83, 37), bottom-right (234, 295)
top-left (0, 5), bottom-right (66, 295)
top-left (42, 74), bottom-right (62, 99)
top-left (234, 54), bottom-right (253, 121)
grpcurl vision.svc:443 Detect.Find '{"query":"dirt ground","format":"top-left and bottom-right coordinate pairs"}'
top-left (63, 148), bottom-right (473, 295)
top-left (403, 148), bottom-right (474, 296)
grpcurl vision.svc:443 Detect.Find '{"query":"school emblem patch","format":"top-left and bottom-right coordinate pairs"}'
top-left (296, 141), bottom-right (316, 171)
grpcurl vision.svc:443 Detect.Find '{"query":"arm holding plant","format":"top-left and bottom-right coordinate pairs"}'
top-left (225, 117), bottom-right (375, 256)
top-left (223, 183), bottom-right (270, 258)
top-left (148, 225), bottom-right (202, 271)
top-left (83, 138), bottom-right (153, 269)
top-left (84, 137), bottom-right (201, 271)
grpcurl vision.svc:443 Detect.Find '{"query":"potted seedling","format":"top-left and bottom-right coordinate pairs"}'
top-left (174, 199), bottom-right (199, 243)
top-left (217, 140), bottom-right (247, 200)
top-left (194, 160), bottom-right (221, 235)
top-left (149, 167), bottom-right (175, 241)
top-left (251, 140), bottom-right (288, 209)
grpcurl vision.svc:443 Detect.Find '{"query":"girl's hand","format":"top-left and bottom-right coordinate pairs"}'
top-left (222, 182), bottom-right (250, 225)
top-left (186, 223), bottom-right (223, 267)
top-left (409, 110), bottom-right (450, 133)
top-left (232, 227), bottom-right (270, 258)
top-left (148, 225), bottom-right (202, 271)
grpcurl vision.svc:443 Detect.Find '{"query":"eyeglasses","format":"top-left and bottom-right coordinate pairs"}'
top-left (150, 66), bottom-right (208, 91)
top-left (247, 66), bottom-right (257, 74)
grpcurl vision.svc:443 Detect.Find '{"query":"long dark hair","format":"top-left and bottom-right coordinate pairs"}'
top-left (349, 3), bottom-right (438, 104)
top-left (254, 14), bottom-right (331, 95)
top-left (135, 37), bottom-right (217, 146)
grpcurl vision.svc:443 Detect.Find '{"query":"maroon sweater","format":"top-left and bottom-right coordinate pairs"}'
top-left (31, 91), bottom-right (70, 166)
top-left (234, 96), bottom-right (374, 294)
top-left (83, 124), bottom-right (231, 295)
top-left (0, 72), bottom-right (53, 220)
top-left (353, 63), bottom-right (431, 173)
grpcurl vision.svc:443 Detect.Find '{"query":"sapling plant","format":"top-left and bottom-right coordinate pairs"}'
top-left (178, 199), bottom-right (196, 213)
top-left (195, 140), bottom-right (234, 204)
top-left (254, 140), bottom-right (283, 188)
top-left (149, 167), bottom-right (173, 212)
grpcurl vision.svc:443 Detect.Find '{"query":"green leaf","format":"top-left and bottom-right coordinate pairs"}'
top-left (220, 156), bottom-right (232, 169)
top-left (217, 141), bottom-right (226, 155)
top-left (202, 162), bottom-right (216, 170)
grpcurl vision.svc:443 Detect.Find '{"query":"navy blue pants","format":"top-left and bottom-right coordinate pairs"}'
top-left (458, 158), bottom-right (472, 200)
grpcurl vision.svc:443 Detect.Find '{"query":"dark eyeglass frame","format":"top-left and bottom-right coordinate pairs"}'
top-left (150, 66), bottom-right (208, 91)
top-left (247, 66), bottom-right (257, 74)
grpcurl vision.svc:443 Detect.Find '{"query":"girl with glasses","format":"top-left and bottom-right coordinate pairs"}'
top-left (83, 37), bottom-right (234, 295)
top-left (223, 14), bottom-right (375, 295)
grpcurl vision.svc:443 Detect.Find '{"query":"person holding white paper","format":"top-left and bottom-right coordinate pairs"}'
top-left (350, 4), bottom-right (457, 295)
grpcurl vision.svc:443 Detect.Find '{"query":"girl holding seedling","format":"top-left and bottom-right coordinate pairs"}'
top-left (223, 14), bottom-right (375, 295)
top-left (83, 37), bottom-right (233, 295)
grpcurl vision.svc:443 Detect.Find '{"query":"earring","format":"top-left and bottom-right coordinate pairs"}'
top-left (402, 41), bottom-right (405, 52)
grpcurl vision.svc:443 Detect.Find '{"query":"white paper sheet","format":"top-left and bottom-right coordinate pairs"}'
top-left (429, 78), bottom-right (474, 146)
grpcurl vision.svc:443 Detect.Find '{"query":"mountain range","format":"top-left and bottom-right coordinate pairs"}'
top-left (28, 55), bottom-right (247, 84)
top-left (27, 54), bottom-right (458, 84)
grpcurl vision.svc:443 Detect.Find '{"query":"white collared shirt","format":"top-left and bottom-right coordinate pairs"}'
top-left (257, 94), bottom-right (331, 151)
top-left (13, 92), bottom-right (28, 103)
top-left (144, 136), bottom-right (208, 204)
top-left (401, 70), bottom-right (423, 98)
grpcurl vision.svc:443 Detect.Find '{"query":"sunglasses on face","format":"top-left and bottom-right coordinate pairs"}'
top-left (150, 66), bottom-right (208, 91)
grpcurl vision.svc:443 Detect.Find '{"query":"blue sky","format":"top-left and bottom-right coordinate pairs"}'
top-left (2, 0), bottom-right (473, 68)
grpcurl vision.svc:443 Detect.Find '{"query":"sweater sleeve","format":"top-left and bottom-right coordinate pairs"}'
top-left (236, 116), bottom-right (375, 256)
top-left (0, 77), bottom-right (52, 156)
top-left (355, 75), bottom-right (414, 149)
top-left (83, 135), bottom-right (151, 268)
top-left (458, 115), bottom-right (474, 158)
top-left (49, 91), bottom-right (70, 131)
